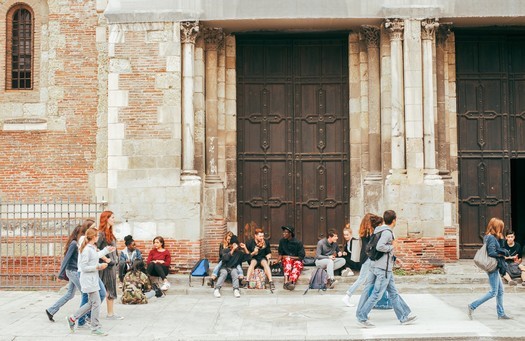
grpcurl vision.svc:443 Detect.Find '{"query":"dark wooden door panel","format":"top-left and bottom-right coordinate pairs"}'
top-left (456, 32), bottom-right (525, 258)
top-left (237, 35), bottom-right (349, 245)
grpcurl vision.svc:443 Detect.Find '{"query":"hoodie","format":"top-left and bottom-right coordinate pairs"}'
top-left (371, 225), bottom-right (395, 272)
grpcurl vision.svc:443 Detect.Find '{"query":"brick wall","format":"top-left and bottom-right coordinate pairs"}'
top-left (0, 0), bottom-right (100, 201)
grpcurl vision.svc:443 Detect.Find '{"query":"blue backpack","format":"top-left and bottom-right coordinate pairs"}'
top-left (188, 258), bottom-right (209, 287)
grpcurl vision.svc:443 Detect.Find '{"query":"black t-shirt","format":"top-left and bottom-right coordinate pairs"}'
top-left (246, 238), bottom-right (271, 262)
top-left (503, 241), bottom-right (522, 260)
top-left (278, 237), bottom-right (305, 259)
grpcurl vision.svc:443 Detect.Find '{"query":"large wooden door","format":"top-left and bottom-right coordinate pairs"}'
top-left (236, 35), bottom-right (349, 246)
top-left (456, 32), bottom-right (525, 257)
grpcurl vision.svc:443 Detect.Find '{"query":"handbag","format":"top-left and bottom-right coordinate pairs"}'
top-left (302, 257), bottom-right (316, 266)
top-left (350, 238), bottom-right (362, 263)
top-left (270, 262), bottom-right (284, 276)
top-left (473, 243), bottom-right (498, 272)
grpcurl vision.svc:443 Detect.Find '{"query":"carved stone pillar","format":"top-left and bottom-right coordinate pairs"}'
top-left (422, 19), bottom-right (440, 178)
top-left (204, 28), bottom-right (224, 184)
top-left (385, 19), bottom-right (406, 174)
top-left (181, 22), bottom-right (200, 180)
top-left (436, 24), bottom-right (452, 178)
top-left (362, 25), bottom-right (382, 182)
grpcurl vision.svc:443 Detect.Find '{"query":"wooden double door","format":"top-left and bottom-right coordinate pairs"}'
top-left (457, 32), bottom-right (525, 257)
top-left (236, 35), bottom-right (349, 246)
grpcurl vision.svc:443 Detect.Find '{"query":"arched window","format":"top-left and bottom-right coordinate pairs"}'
top-left (6, 4), bottom-right (33, 90)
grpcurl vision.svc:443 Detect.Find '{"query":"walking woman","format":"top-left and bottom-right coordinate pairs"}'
top-left (342, 213), bottom-right (383, 307)
top-left (96, 210), bottom-right (123, 320)
top-left (45, 219), bottom-right (94, 321)
top-left (67, 227), bottom-right (115, 335)
top-left (146, 236), bottom-right (172, 291)
top-left (468, 217), bottom-right (512, 320)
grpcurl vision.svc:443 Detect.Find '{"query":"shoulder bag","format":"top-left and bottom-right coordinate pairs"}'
top-left (473, 243), bottom-right (498, 273)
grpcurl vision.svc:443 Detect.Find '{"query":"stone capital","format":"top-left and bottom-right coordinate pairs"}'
top-left (203, 28), bottom-right (224, 50)
top-left (436, 23), bottom-right (452, 46)
top-left (181, 21), bottom-right (200, 44)
top-left (361, 25), bottom-right (380, 49)
top-left (384, 19), bottom-right (404, 41)
top-left (421, 19), bottom-right (439, 41)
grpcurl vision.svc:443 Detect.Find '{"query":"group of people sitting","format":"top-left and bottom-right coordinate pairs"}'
top-left (206, 221), bottom-right (371, 298)
top-left (499, 230), bottom-right (525, 286)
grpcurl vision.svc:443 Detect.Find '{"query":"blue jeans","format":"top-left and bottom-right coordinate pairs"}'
top-left (77, 277), bottom-right (106, 326)
top-left (356, 266), bottom-right (411, 322)
top-left (346, 259), bottom-right (371, 296)
top-left (212, 261), bottom-right (243, 278)
top-left (469, 269), bottom-right (505, 317)
top-left (47, 269), bottom-right (81, 315)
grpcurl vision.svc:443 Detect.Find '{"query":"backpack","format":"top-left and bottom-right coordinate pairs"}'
top-left (188, 258), bottom-right (209, 287)
top-left (365, 231), bottom-right (386, 261)
top-left (247, 268), bottom-right (267, 289)
top-left (303, 267), bottom-right (328, 294)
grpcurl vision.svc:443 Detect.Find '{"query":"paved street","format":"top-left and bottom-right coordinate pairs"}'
top-left (0, 288), bottom-right (523, 340)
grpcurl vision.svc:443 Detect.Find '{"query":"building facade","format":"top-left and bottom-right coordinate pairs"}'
top-left (2, 0), bottom-right (525, 272)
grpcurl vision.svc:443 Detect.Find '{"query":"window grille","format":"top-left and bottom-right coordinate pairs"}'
top-left (6, 6), bottom-right (33, 90)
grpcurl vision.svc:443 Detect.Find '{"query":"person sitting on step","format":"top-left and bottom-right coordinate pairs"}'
top-left (118, 235), bottom-right (143, 284)
top-left (246, 228), bottom-right (275, 292)
top-left (501, 230), bottom-right (524, 286)
top-left (315, 229), bottom-right (346, 289)
top-left (146, 236), bottom-right (172, 291)
top-left (214, 241), bottom-right (250, 298)
top-left (278, 225), bottom-right (305, 291)
top-left (207, 231), bottom-right (244, 287)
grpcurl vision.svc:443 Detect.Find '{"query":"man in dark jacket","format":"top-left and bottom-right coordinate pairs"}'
top-left (278, 225), bottom-right (305, 290)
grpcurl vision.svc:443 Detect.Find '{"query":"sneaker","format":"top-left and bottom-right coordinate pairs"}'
top-left (269, 281), bottom-right (275, 293)
top-left (341, 268), bottom-right (354, 277)
top-left (214, 288), bottom-right (221, 298)
top-left (356, 320), bottom-right (375, 328)
top-left (498, 315), bottom-right (513, 320)
top-left (105, 314), bottom-right (124, 320)
top-left (508, 280), bottom-right (517, 286)
top-left (66, 316), bottom-right (75, 332)
top-left (401, 314), bottom-right (418, 325)
top-left (467, 305), bottom-right (474, 320)
top-left (160, 281), bottom-right (171, 291)
top-left (233, 289), bottom-right (241, 298)
top-left (207, 278), bottom-right (215, 287)
top-left (91, 328), bottom-right (108, 336)
top-left (342, 294), bottom-right (355, 307)
top-left (287, 282), bottom-right (295, 291)
top-left (45, 309), bottom-right (55, 322)
top-left (327, 278), bottom-right (338, 289)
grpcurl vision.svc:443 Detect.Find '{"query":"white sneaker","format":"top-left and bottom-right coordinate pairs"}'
top-left (233, 289), bottom-right (241, 298)
top-left (342, 294), bottom-right (355, 307)
top-left (213, 289), bottom-right (221, 298)
top-left (160, 281), bottom-right (171, 291)
top-left (342, 268), bottom-right (354, 277)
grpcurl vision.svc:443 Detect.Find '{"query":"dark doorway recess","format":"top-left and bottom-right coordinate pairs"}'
top-left (511, 159), bottom-right (525, 246)
top-left (236, 34), bottom-right (349, 247)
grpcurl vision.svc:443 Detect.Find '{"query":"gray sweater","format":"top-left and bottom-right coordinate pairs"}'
top-left (315, 238), bottom-right (340, 259)
top-left (371, 225), bottom-right (395, 271)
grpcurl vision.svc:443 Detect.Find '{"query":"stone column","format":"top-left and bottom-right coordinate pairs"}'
top-left (204, 28), bottom-right (223, 185)
top-left (384, 19), bottom-right (406, 175)
top-left (403, 19), bottom-right (424, 176)
top-left (362, 25), bottom-right (382, 182)
top-left (436, 24), bottom-right (452, 178)
top-left (181, 21), bottom-right (200, 180)
top-left (421, 19), bottom-right (440, 179)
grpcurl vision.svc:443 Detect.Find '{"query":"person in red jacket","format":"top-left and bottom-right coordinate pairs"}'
top-left (146, 236), bottom-right (172, 291)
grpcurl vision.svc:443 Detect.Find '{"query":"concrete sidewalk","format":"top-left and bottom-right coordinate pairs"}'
top-left (0, 289), bottom-right (523, 340)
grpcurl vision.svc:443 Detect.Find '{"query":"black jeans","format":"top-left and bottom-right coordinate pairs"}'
top-left (147, 263), bottom-right (169, 280)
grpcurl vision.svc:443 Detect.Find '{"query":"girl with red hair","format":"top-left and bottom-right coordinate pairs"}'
top-left (96, 210), bottom-right (123, 320)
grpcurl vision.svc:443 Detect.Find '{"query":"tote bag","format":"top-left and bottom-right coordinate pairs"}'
top-left (473, 243), bottom-right (498, 273)
top-left (350, 238), bottom-right (362, 263)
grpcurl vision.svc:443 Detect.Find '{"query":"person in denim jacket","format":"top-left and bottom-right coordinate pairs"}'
top-left (468, 217), bottom-right (512, 320)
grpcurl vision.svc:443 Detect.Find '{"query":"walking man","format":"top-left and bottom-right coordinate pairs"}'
top-left (355, 210), bottom-right (417, 327)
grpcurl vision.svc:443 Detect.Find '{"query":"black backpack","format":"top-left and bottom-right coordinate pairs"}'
top-left (365, 231), bottom-right (386, 261)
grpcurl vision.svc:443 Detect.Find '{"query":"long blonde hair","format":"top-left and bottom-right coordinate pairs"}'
top-left (485, 217), bottom-right (504, 239)
top-left (222, 231), bottom-right (234, 248)
top-left (79, 227), bottom-right (98, 254)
